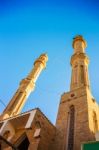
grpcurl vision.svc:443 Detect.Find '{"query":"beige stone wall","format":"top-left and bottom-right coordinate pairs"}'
top-left (0, 109), bottom-right (55, 150)
top-left (54, 87), bottom-right (99, 150)
top-left (86, 88), bottom-right (99, 133)
top-left (53, 36), bottom-right (99, 150)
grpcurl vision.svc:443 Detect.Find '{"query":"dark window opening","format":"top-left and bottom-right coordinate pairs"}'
top-left (93, 111), bottom-right (98, 132)
top-left (17, 136), bottom-right (29, 150)
top-left (67, 105), bottom-right (75, 150)
top-left (80, 65), bottom-right (84, 83)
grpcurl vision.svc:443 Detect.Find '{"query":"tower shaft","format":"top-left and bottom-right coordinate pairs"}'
top-left (1, 54), bottom-right (48, 120)
top-left (70, 36), bottom-right (90, 90)
top-left (54, 36), bottom-right (99, 150)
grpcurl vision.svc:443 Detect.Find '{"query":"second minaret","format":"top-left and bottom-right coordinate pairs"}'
top-left (1, 54), bottom-right (48, 120)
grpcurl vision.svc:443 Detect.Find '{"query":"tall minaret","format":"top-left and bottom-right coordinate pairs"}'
top-left (54, 36), bottom-right (99, 150)
top-left (1, 54), bottom-right (48, 120)
top-left (70, 35), bottom-right (90, 90)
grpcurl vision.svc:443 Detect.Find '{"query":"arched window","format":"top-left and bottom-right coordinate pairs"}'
top-left (67, 105), bottom-right (75, 150)
top-left (35, 121), bottom-right (41, 128)
top-left (73, 65), bottom-right (78, 84)
top-left (80, 65), bottom-right (84, 83)
top-left (16, 134), bottom-right (30, 150)
top-left (93, 111), bottom-right (98, 132)
top-left (3, 130), bottom-right (10, 139)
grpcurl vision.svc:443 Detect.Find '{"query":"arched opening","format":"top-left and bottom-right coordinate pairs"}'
top-left (35, 121), bottom-right (41, 128)
top-left (80, 65), bottom-right (84, 83)
top-left (73, 65), bottom-right (78, 84)
top-left (67, 105), bottom-right (75, 150)
top-left (93, 111), bottom-right (98, 133)
top-left (3, 130), bottom-right (11, 139)
top-left (16, 134), bottom-right (29, 150)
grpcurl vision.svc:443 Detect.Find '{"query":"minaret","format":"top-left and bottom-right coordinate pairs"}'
top-left (70, 35), bottom-right (90, 90)
top-left (54, 36), bottom-right (99, 150)
top-left (1, 54), bottom-right (48, 120)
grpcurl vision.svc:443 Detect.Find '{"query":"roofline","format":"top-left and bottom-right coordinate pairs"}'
top-left (0, 108), bottom-right (55, 128)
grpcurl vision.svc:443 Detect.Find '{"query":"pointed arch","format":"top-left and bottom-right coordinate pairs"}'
top-left (73, 65), bottom-right (78, 84)
top-left (93, 111), bottom-right (98, 132)
top-left (15, 133), bottom-right (30, 150)
top-left (80, 65), bottom-right (84, 83)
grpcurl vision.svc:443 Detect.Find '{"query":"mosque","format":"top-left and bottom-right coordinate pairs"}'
top-left (0, 35), bottom-right (99, 150)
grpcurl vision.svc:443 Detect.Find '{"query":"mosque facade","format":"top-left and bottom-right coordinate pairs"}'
top-left (0, 36), bottom-right (99, 150)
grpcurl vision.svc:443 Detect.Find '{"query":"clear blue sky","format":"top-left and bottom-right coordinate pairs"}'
top-left (0, 0), bottom-right (99, 124)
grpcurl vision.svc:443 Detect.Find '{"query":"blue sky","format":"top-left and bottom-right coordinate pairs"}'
top-left (0, 0), bottom-right (99, 124)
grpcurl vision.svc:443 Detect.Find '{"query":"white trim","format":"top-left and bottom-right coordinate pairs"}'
top-left (0, 120), bottom-right (8, 135)
top-left (0, 109), bottom-right (37, 123)
top-left (25, 110), bottom-right (36, 129)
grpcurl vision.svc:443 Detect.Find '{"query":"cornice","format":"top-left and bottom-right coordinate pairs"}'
top-left (70, 53), bottom-right (89, 65)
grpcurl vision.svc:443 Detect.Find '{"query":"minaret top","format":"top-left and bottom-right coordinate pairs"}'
top-left (70, 36), bottom-right (90, 90)
top-left (72, 35), bottom-right (87, 53)
top-left (34, 53), bottom-right (48, 68)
